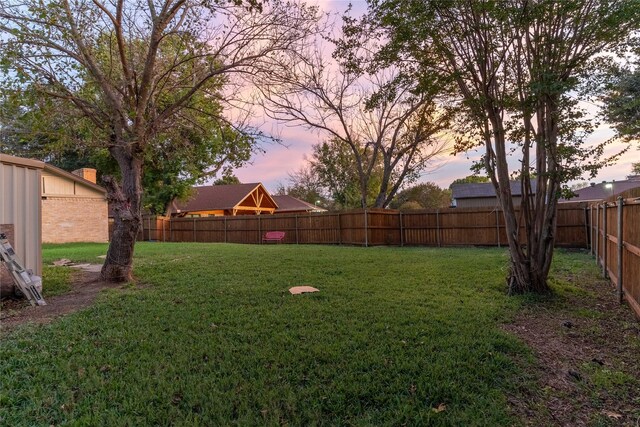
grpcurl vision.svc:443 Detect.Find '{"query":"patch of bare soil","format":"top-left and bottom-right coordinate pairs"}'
top-left (506, 268), bottom-right (640, 426)
top-left (0, 268), bottom-right (125, 333)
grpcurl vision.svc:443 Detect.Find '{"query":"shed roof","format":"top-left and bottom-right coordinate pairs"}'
top-left (171, 183), bottom-right (278, 213)
top-left (0, 153), bottom-right (44, 169)
top-left (272, 195), bottom-right (327, 213)
top-left (451, 180), bottom-right (537, 199)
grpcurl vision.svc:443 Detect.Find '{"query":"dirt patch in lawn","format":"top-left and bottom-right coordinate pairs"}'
top-left (506, 267), bottom-right (640, 426)
top-left (0, 268), bottom-right (126, 333)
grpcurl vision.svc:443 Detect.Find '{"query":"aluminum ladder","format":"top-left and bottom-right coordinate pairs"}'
top-left (0, 233), bottom-right (46, 306)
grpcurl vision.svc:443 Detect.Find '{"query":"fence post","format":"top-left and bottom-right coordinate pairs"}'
top-left (602, 203), bottom-right (608, 278)
top-left (258, 215), bottom-right (262, 244)
top-left (399, 212), bottom-right (404, 247)
top-left (337, 213), bottom-right (342, 245)
top-left (170, 219), bottom-right (173, 242)
top-left (617, 197), bottom-right (624, 304)
top-left (595, 204), bottom-right (599, 264)
top-left (584, 207), bottom-right (589, 250)
top-left (496, 209), bottom-right (501, 248)
top-left (224, 217), bottom-right (227, 243)
top-left (295, 215), bottom-right (299, 244)
top-left (436, 210), bottom-right (441, 247)
top-left (589, 205), bottom-right (593, 255)
top-left (193, 218), bottom-right (197, 243)
top-left (364, 209), bottom-right (369, 247)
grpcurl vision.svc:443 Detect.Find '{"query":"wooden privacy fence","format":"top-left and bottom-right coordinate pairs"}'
top-left (115, 202), bottom-right (590, 248)
top-left (590, 189), bottom-right (640, 318)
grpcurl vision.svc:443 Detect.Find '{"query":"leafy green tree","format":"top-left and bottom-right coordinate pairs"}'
top-left (363, 0), bottom-right (640, 293)
top-left (449, 175), bottom-right (490, 188)
top-left (0, 82), bottom-right (253, 216)
top-left (633, 162), bottom-right (640, 175)
top-left (275, 165), bottom-right (330, 208)
top-left (213, 175), bottom-right (242, 186)
top-left (1, 0), bottom-right (320, 281)
top-left (390, 182), bottom-right (451, 210)
top-left (310, 139), bottom-right (378, 209)
top-left (602, 65), bottom-right (640, 142)
top-left (279, 139), bottom-right (385, 210)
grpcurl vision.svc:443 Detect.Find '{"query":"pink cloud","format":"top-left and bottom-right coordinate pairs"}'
top-left (232, 2), bottom-right (640, 192)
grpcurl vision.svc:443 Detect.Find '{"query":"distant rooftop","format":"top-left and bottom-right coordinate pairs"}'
top-left (272, 195), bottom-right (327, 213)
top-left (451, 180), bottom-right (537, 199)
top-left (561, 176), bottom-right (640, 202)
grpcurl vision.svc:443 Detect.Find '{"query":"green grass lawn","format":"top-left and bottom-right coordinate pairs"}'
top-left (2, 244), bottom-right (536, 425)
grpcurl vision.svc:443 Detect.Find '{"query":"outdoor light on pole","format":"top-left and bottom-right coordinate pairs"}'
top-left (605, 182), bottom-right (613, 197)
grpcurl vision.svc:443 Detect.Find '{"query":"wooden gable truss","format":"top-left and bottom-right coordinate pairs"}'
top-left (180, 183), bottom-right (279, 217)
top-left (231, 184), bottom-right (277, 215)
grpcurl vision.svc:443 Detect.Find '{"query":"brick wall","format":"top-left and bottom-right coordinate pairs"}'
top-left (42, 197), bottom-right (108, 243)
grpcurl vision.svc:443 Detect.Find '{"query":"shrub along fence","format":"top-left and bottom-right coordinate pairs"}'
top-left (115, 202), bottom-right (590, 248)
top-left (590, 189), bottom-right (640, 318)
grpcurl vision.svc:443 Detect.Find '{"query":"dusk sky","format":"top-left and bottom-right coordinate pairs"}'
top-left (232, 0), bottom-right (640, 193)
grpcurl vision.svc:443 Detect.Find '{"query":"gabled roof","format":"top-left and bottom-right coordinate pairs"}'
top-left (561, 178), bottom-right (640, 202)
top-left (171, 183), bottom-right (278, 213)
top-left (451, 180), bottom-right (537, 199)
top-left (272, 195), bottom-right (327, 213)
top-left (43, 163), bottom-right (106, 194)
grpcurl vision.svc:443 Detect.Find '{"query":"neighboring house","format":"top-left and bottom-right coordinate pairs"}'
top-left (560, 176), bottom-right (640, 203)
top-left (272, 195), bottom-right (327, 214)
top-left (41, 166), bottom-right (109, 243)
top-left (450, 181), bottom-right (537, 208)
top-left (0, 154), bottom-right (44, 296)
top-left (169, 183), bottom-right (279, 217)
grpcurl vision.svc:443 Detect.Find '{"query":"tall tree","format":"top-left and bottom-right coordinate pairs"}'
top-left (256, 25), bottom-right (450, 209)
top-left (1, 0), bottom-right (320, 281)
top-left (390, 182), bottom-right (451, 210)
top-left (309, 139), bottom-right (381, 209)
top-left (0, 83), bottom-right (254, 216)
top-left (365, 0), bottom-right (640, 293)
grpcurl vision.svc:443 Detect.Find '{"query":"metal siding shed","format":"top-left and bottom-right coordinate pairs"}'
top-left (0, 154), bottom-right (45, 281)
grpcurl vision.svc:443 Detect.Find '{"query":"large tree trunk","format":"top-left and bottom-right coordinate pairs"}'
top-left (487, 108), bottom-right (554, 295)
top-left (499, 176), bottom-right (556, 295)
top-left (373, 192), bottom-right (387, 208)
top-left (101, 148), bottom-right (143, 282)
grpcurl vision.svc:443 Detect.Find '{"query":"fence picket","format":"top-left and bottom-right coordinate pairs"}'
top-left (117, 203), bottom-right (589, 248)
top-left (617, 197), bottom-right (624, 303)
top-left (107, 200), bottom-right (637, 318)
top-left (590, 192), bottom-right (640, 319)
